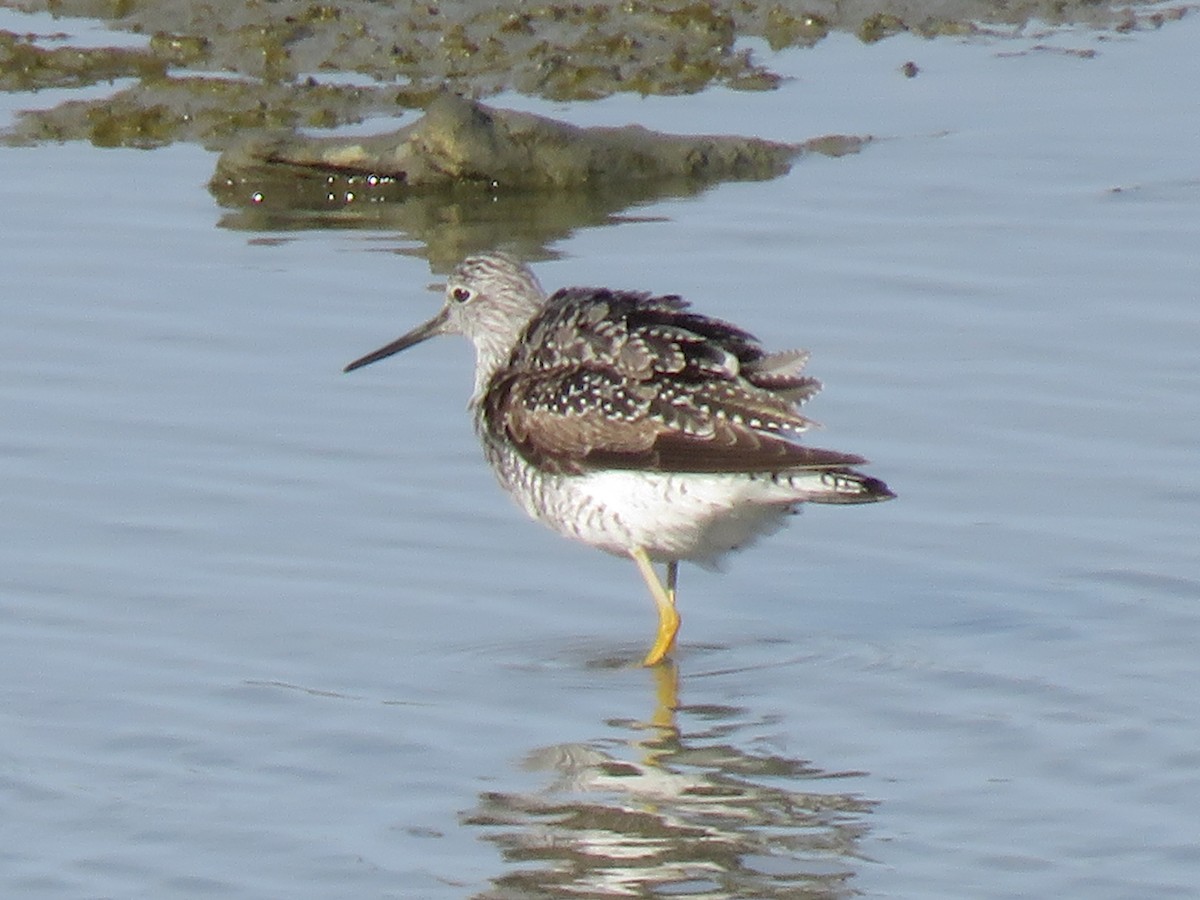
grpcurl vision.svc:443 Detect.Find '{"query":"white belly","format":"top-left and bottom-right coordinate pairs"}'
top-left (557, 469), bottom-right (800, 566)
top-left (487, 443), bottom-right (811, 566)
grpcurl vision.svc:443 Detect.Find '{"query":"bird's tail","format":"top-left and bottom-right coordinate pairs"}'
top-left (780, 467), bottom-right (895, 505)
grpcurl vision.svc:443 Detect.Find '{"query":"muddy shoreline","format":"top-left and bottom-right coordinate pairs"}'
top-left (2, 0), bottom-right (1183, 148)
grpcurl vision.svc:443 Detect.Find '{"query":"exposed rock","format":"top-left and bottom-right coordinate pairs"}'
top-left (209, 94), bottom-right (868, 265)
top-left (211, 93), bottom-right (827, 197)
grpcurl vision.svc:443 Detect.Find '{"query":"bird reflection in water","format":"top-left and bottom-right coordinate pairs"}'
top-left (462, 664), bottom-right (875, 898)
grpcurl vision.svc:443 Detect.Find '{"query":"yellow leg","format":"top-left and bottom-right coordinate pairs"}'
top-left (630, 548), bottom-right (680, 666)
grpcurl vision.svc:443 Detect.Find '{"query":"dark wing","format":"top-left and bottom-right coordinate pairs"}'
top-left (482, 287), bottom-right (865, 475)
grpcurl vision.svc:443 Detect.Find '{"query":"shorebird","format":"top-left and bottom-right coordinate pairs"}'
top-left (344, 252), bottom-right (893, 665)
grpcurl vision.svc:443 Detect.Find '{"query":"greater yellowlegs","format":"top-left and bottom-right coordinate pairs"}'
top-left (345, 252), bottom-right (893, 665)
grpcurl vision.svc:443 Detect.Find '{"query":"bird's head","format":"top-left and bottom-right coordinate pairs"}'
top-left (343, 252), bottom-right (547, 400)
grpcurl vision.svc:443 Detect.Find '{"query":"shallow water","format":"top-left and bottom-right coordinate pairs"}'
top-left (2, 9), bottom-right (1199, 899)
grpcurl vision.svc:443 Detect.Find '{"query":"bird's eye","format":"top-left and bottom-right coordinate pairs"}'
top-left (452, 287), bottom-right (471, 303)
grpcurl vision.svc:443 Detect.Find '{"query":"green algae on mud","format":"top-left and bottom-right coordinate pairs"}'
top-left (0, 29), bottom-right (164, 92)
top-left (1, 0), bottom-right (1185, 149)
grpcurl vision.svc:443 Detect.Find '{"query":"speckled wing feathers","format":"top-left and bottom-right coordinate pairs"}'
top-left (483, 287), bottom-right (865, 475)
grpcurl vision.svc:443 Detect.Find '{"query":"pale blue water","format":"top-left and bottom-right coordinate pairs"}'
top-left (2, 9), bottom-right (1198, 899)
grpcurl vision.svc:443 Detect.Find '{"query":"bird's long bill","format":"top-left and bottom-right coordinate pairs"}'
top-left (343, 305), bottom-right (452, 373)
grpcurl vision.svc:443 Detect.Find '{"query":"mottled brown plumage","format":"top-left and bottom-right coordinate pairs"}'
top-left (482, 286), bottom-right (865, 476)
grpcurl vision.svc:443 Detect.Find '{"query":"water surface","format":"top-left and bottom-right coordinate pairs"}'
top-left (2, 9), bottom-right (1199, 899)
